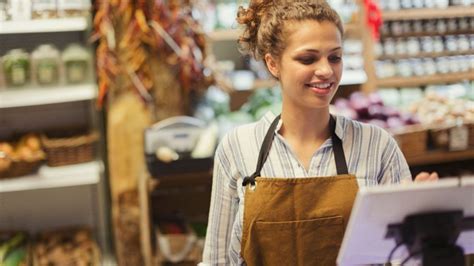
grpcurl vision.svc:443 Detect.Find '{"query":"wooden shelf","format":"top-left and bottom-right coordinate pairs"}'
top-left (207, 23), bottom-right (360, 42)
top-left (382, 6), bottom-right (474, 21)
top-left (376, 71), bottom-right (474, 88)
top-left (0, 17), bottom-right (89, 34)
top-left (378, 49), bottom-right (474, 60)
top-left (0, 161), bottom-right (102, 193)
top-left (381, 29), bottom-right (474, 38)
top-left (0, 84), bottom-right (96, 108)
top-left (406, 149), bottom-right (474, 166)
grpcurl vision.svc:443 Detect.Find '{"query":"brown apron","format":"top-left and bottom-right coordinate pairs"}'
top-left (241, 115), bottom-right (358, 266)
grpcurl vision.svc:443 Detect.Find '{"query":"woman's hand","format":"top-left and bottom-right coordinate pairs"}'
top-left (414, 171), bottom-right (439, 182)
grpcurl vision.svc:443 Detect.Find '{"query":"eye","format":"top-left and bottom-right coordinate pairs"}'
top-left (329, 55), bottom-right (342, 63)
top-left (296, 56), bottom-right (317, 65)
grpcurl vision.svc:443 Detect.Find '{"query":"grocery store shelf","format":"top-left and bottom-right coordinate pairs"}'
top-left (382, 6), bottom-right (474, 21)
top-left (381, 29), bottom-right (474, 38)
top-left (406, 149), bottom-right (474, 167)
top-left (376, 71), bottom-right (474, 88)
top-left (0, 161), bottom-right (102, 193)
top-left (0, 17), bottom-right (89, 34)
top-left (0, 84), bottom-right (97, 108)
top-left (250, 70), bottom-right (367, 90)
top-left (207, 23), bottom-right (360, 41)
top-left (340, 70), bottom-right (367, 85)
top-left (378, 49), bottom-right (474, 61)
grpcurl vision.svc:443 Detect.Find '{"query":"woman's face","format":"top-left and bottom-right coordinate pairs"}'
top-left (265, 20), bottom-right (343, 111)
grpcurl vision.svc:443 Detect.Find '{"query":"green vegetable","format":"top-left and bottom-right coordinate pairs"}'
top-left (0, 233), bottom-right (25, 263)
top-left (2, 247), bottom-right (26, 266)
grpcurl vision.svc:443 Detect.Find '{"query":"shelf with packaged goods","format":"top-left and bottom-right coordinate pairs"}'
top-left (0, 84), bottom-right (97, 108)
top-left (0, 161), bottom-right (102, 193)
top-left (249, 70), bottom-right (367, 90)
top-left (381, 29), bottom-right (474, 38)
top-left (377, 49), bottom-right (474, 61)
top-left (405, 149), bottom-right (474, 167)
top-left (376, 71), bottom-right (474, 88)
top-left (382, 6), bottom-right (474, 21)
top-left (207, 23), bottom-right (360, 42)
top-left (0, 17), bottom-right (89, 34)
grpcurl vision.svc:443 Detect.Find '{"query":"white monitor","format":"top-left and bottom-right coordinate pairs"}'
top-left (337, 177), bottom-right (474, 265)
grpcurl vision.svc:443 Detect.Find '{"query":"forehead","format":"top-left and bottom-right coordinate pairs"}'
top-left (283, 20), bottom-right (342, 53)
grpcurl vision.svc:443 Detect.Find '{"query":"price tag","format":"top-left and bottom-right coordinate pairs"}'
top-left (449, 125), bottom-right (468, 151)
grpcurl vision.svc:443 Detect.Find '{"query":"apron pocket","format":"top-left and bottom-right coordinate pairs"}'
top-left (253, 216), bottom-right (344, 266)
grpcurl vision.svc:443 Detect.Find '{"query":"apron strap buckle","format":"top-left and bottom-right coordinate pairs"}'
top-left (242, 173), bottom-right (258, 187)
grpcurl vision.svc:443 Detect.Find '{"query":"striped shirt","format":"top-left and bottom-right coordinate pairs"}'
top-left (201, 112), bottom-right (412, 265)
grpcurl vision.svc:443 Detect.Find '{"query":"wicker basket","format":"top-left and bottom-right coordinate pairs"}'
top-left (391, 125), bottom-right (428, 158)
top-left (469, 122), bottom-right (474, 147)
top-left (0, 159), bottom-right (43, 179)
top-left (41, 131), bottom-right (99, 167)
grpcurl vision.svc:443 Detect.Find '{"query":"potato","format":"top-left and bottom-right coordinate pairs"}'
top-left (24, 134), bottom-right (41, 151)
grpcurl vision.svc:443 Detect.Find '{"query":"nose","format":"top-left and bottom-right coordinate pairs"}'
top-left (314, 59), bottom-right (333, 78)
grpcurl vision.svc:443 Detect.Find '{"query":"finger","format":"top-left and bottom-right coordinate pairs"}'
top-left (415, 172), bottom-right (430, 182)
top-left (429, 172), bottom-right (439, 181)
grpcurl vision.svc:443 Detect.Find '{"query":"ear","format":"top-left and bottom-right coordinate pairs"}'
top-left (264, 53), bottom-right (280, 79)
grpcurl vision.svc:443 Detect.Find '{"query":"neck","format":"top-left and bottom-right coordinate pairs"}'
top-left (279, 106), bottom-right (331, 143)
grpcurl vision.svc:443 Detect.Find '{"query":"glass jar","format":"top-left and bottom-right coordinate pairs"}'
top-left (420, 36), bottom-right (434, 53)
top-left (457, 35), bottom-right (470, 51)
top-left (422, 58), bottom-right (437, 75)
top-left (31, 44), bottom-right (60, 86)
top-left (397, 59), bottom-right (413, 77)
top-left (9, 0), bottom-right (31, 20)
top-left (445, 36), bottom-right (458, 52)
top-left (0, 0), bottom-right (8, 21)
top-left (410, 59), bottom-right (425, 76)
top-left (61, 43), bottom-right (90, 84)
top-left (31, 0), bottom-right (57, 19)
top-left (436, 57), bottom-right (450, 74)
top-left (406, 37), bottom-right (420, 55)
top-left (383, 38), bottom-right (396, 55)
top-left (432, 36), bottom-right (444, 53)
top-left (395, 38), bottom-right (407, 55)
top-left (2, 49), bottom-right (30, 87)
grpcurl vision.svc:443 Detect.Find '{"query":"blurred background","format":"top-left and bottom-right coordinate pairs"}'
top-left (0, 0), bottom-right (473, 265)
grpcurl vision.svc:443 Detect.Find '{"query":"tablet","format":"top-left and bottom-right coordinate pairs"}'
top-left (337, 177), bottom-right (474, 265)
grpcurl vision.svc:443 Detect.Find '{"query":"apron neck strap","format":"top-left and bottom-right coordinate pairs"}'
top-left (242, 114), bottom-right (348, 187)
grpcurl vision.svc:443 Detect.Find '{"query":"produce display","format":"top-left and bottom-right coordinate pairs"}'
top-left (409, 91), bottom-right (474, 125)
top-left (332, 92), bottom-right (419, 129)
top-left (33, 227), bottom-right (99, 266)
top-left (0, 134), bottom-right (45, 174)
top-left (0, 232), bottom-right (28, 266)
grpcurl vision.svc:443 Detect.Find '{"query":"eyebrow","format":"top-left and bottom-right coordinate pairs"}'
top-left (301, 47), bottom-right (342, 53)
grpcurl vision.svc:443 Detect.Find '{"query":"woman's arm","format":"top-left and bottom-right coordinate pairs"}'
top-left (201, 138), bottom-right (239, 265)
top-left (378, 137), bottom-right (412, 184)
top-left (378, 136), bottom-right (438, 184)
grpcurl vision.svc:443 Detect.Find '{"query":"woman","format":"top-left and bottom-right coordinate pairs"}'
top-left (201, 1), bottom-right (437, 265)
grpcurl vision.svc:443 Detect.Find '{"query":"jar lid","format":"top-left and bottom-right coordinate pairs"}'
top-left (62, 44), bottom-right (90, 61)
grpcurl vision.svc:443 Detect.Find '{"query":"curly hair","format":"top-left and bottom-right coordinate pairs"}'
top-left (236, 0), bottom-right (344, 62)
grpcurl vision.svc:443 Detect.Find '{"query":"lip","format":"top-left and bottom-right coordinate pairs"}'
top-left (306, 82), bottom-right (334, 96)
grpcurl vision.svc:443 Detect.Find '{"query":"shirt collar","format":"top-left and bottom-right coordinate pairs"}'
top-left (262, 111), bottom-right (346, 141)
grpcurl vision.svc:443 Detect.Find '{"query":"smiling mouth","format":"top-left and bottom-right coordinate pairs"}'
top-left (306, 82), bottom-right (332, 89)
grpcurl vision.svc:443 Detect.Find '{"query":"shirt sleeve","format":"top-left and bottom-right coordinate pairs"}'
top-left (201, 135), bottom-right (239, 265)
top-left (378, 136), bottom-right (413, 185)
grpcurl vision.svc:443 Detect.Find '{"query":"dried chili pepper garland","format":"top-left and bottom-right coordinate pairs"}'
top-left (92, 0), bottom-right (210, 108)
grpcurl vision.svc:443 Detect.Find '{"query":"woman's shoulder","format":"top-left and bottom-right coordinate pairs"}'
top-left (217, 112), bottom-right (274, 153)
